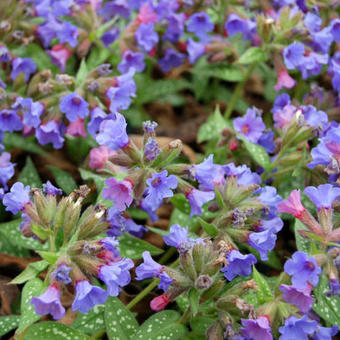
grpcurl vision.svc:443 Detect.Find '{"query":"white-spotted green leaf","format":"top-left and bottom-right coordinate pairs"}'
top-left (0, 234), bottom-right (29, 257)
top-left (118, 233), bottom-right (163, 259)
top-left (240, 136), bottom-right (271, 170)
top-left (105, 297), bottom-right (139, 340)
top-left (10, 260), bottom-right (48, 285)
top-left (190, 315), bottom-right (215, 336)
top-left (197, 217), bottom-right (218, 237)
top-left (75, 58), bottom-right (88, 87)
top-left (0, 315), bottom-right (20, 337)
top-left (0, 220), bottom-right (48, 250)
top-left (252, 266), bottom-right (273, 304)
top-left (313, 275), bottom-right (340, 326)
top-left (4, 133), bottom-right (47, 155)
top-left (294, 219), bottom-right (312, 253)
top-left (238, 47), bottom-right (267, 64)
top-left (188, 288), bottom-right (201, 316)
top-left (18, 157), bottom-right (42, 188)
top-left (23, 322), bottom-right (90, 340)
top-left (191, 64), bottom-right (245, 82)
top-left (197, 106), bottom-right (229, 143)
top-left (170, 194), bottom-right (191, 215)
top-left (16, 278), bottom-right (44, 334)
top-left (72, 304), bottom-right (105, 334)
top-left (134, 310), bottom-right (187, 340)
top-left (49, 166), bottom-right (77, 194)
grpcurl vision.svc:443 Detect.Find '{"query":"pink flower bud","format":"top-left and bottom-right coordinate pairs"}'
top-left (229, 139), bottom-right (238, 151)
top-left (89, 146), bottom-right (116, 170)
top-left (274, 69), bottom-right (296, 92)
top-left (137, 3), bottom-right (158, 24)
top-left (47, 44), bottom-right (72, 73)
top-left (277, 190), bottom-right (305, 218)
top-left (150, 294), bottom-right (170, 311)
top-left (66, 118), bottom-right (86, 138)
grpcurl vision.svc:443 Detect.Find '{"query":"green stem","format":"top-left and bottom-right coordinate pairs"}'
top-left (224, 63), bottom-right (257, 119)
top-left (178, 307), bottom-right (191, 324)
top-left (294, 76), bottom-right (305, 101)
top-left (127, 279), bottom-right (159, 310)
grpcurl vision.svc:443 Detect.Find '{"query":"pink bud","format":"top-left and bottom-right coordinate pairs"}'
top-left (47, 44), bottom-right (72, 72)
top-left (229, 139), bottom-right (238, 151)
top-left (274, 69), bottom-right (296, 92)
top-left (137, 3), bottom-right (158, 24)
top-left (89, 146), bottom-right (116, 170)
top-left (277, 190), bottom-right (305, 218)
top-left (66, 118), bottom-right (86, 138)
top-left (150, 294), bottom-right (170, 311)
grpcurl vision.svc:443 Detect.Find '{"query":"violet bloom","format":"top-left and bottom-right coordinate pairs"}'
top-left (13, 97), bottom-right (43, 128)
top-left (89, 146), bottom-right (116, 170)
top-left (3, 182), bottom-right (30, 215)
top-left (143, 120), bottom-right (158, 134)
top-left (304, 184), bottom-right (340, 210)
top-left (257, 186), bottom-right (282, 217)
top-left (31, 284), bottom-right (65, 320)
top-left (47, 44), bottom-right (72, 72)
top-left (164, 224), bottom-right (194, 249)
top-left (224, 163), bottom-right (261, 186)
top-left (137, 2), bottom-right (158, 24)
top-left (158, 49), bottom-right (186, 73)
top-left (259, 217), bottom-right (283, 233)
top-left (313, 325), bottom-right (338, 340)
top-left (279, 315), bottom-right (317, 340)
top-left (101, 28), bottom-right (120, 48)
top-left (225, 14), bottom-right (250, 39)
top-left (135, 251), bottom-right (163, 280)
top-left (51, 264), bottom-right (72, 284)
top-left (144, 137), bottom-right (161, 161)
top-left (0, 152), bottom-right (15, 190)
top-left (144, 170), bottom-right (178, 207)
top-left (98, 258), bottom-right (134, 296)
top-left (135, 23), bottom-right (158, 52)
top-left (88, 108), bottom-right (108, 135)
top-left (221, 250), bottom-right (257, 281)
top-left (301, 105), bottom-right (328, 130)
top-left (277, 190), bottom-right (306, 218)
top-left (11, 57), bottom-right (36, 82)
top-left (0, 109), bottom-right (23, 132)
top-left (187, 12), bottom-right (214, 41)
top-left (187, 38), bottom-right (205, 64)
top-left (96, 115), bottom-right (129, 150)
top-left (330, 19), bottom-right (340, 43)
top-left (248, 227), bottom-right (277, 261)
top-left (284, 251), bottom-right (321, 289)
top-left (102, 177), bottom-right (133, 211)
top-left (100, 236), bottom-right (120, 257)
top-left (118, 50), bottom-right (145, 74)
top-left (100, 0), bottom-right (130, 20)
top-left (274, 68), bottom-right (296, 92)
top-left (164, 13), bottom-right (185, 42)
top-left (56, 21), bottom-right (78, 47)
top-left (59, 92), bottom-right (89, 122)
top-left (240, 316), bottom-right (273, 340)
top-left (283, 42), bottom-right (305, 70)
top-left (43, 181), bottom-right (62, 196)
top-left (233, 108), bottom-right (266, 143)
top-left (279, 284), bottom-right (313, 313)
top-left (72, 280), bottom-right (108, 313)
top-left (158, 272), bottom-right (173, 291)
top-left (299, 52), bottom-right (328, 80)
top-left (35, 120), bottom-right (65, 149)
top-left (0, 45), bottom-right (11, 62)
top-left (186, 188), bottom-right (215, 217)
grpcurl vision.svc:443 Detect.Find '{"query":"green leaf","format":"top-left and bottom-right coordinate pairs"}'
top-left (252, 266), bottom-right (273, 304)
top-left (48, 166), bottom-right (77, 194)
top-left (36, 251), bottom-right (58, 264)
top-left (23, 322), bottom-right (90, 340)
top-left (75, 58), bottom-right (88, 87)
top-left (105, 297), bottom-right (139, 340)
top-left (17, 278), bottom-right (44, 334)
top-left (72, 304), bottom-right (105, 334)
top-left (18, 157), bottom-right (42, 188)
top-left (87, 45), bottom-right (111, 69)
top-left (197, 217), bottom-right (218, 237)
top-left (240, 136), bottom-right (271, 170)
top-left (188, 288), bottom-right (201, 315)
top-left (190, 315), bottom-right (215, 336)
top-left (0, 234), bottom-right (30, 257)
top-left (191, 64), bottom-right (245, 82)
top-left (0, 220), bottom-right (48, 250)
top-left (79, 168), bottom-right (107, 192)
top-left (294, 219), bottom-right (312, 253)
top-left (118, 233), bottom-right (163, 259)
top-left (147, 226), bottom-right (169, 236)
top-left (0, 315), bottom-right (20, 337)
top-left (238, 47), bottom-right (267, 64)
top-left (10, 260), bottom-right (48, 285)
top-left (134, 310), bottom-right (187, 340)
top-left (4, 133), bottom-right (46, 155)
top-left (197, 106), bottom-right (229, 143)
top-left (30, 223), bottom-right (50, 241)
top-left (170, 194), bottom-right (191, 215)
top-left (313, 275), bottom-right (340, 326)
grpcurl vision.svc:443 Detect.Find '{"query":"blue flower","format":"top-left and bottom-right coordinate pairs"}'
top-left (144, 138), bottom-right (161, 161)
top-left (56, 21), bottom-right (78, 47)
top-left (248, 228), bottom-right (277, 260)
top-left (0, 109), bottom-right (23, 132)
top-left (240, 316), bottom-right (273, 340)
top-left (279, 315), bottom-right (317, 340)
top-left (163, 224), bottom-right (200, 249)
top-left (3, 182), bottom-right (31, 215)
top-left (118, 50), bottom-right (145, 74)
top-left (187, 38), bottom-right (205, 64)
top-left (0, 152), bottom-right (15, 190)
top-left (11, 57), bottom-right (36, 82)
top-left (186, 188), bottom-right (215, 217)
top-left (13, 97), bottom-right (43, 128)
top-left (43, 181), bottom-right (62, 196)
top-left (35, 120), bottom-right (65, 149)
top-left (158, 49), bottom-right (186, 73)
top-left (51, 264), bottom-right (72, 285)
top-left (88, 108), bottom-right (110, 136)
top-left (135, 23), bottom-right (158, 52)
top-left (187, 12), bottom-right (214, 41)
top-left (135, 251), bottom-right (163, 280)
top-left (313, 325), bottom-right (338, 340)
top-left (283, 42), bottom-right (305, 70)
top-left (304, 184), bottom-right (340, 210)
top-left (59, 92), bottom-right (89, 122)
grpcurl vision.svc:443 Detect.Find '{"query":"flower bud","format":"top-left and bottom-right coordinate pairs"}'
top-left (180, 250), bottom-right (197, 281)
top-left (63, 199), bottom-right (82, 238)
top-left (196, 275), bottom-right (213, 290)
top-left (206, 321), bottom-right (223, 340)
top-left (54, 197), bottom-right (70, 231)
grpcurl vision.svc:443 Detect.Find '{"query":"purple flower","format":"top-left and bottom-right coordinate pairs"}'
top-left (0, 109), bottom-right (23, 132)
top-left (240, 316), bottom-right (273, 340)
top-left (135, 23), bottom-right (158, 52)
top-left (11, 58), bottom-right (36, 82)
top-left (0, 152), bottom-right (15, 190)
top-left (100, 236), bottom-right (120, 256)
top-left (304, 12), bottom-right (322, 33)
top-left (99, 258), bottom-right (134, 296)
top-left (158, 272), bottom-right (173, 291)
top-left (284, 251), bottom-right (321, 289)
top-left (3, 182), bottom-right (31, 215)
top-left (259, 217), bottom-right (283, 233)
top-left (101, 28), bottom-right (120, 48)
top-left (143, 120), bottom-right (158, 134)
top-left (313, 325), bottom-right (338, 340)
top-left (301, 105), bottom-right (328, 130)
top-left (59, 93), bottom-right (89, 122)
top-left (13, 97), bottom-right (43, 128)
top-left (37, 18), bottom-right (58, 47)
top-left (118, 50), bottom-right (145, 74)
top-left (225, 14), bottom-right (251, 40)
top-left (221, 250), bottom-right (257, 281)
top-left (248, 228), bottom-right (277, 260)
top-left (279, 284), bottom-right (314, 313)
top-left (43, 181), bottom-right (62, 196)
top-left (88, 108), bottom-right (109, 135)
top-left (144, 137), bottom-right (161, 161)
top-left (258, 186), bottom-right (282, 216)
top-left (233, 108), bottom-right (265, 143)
top-left (304, 184), bottom-right (340, 210)
top-left (186, 189), bottom-right (215, 217)
top-left (0, 45), bottom-right (11, 62)
top-left (31, 284), bottom-right (65, 320)
top-left (144, 170), bottom-right (177, 207)
top-left (299, 52), bottom-right (328, 80)
top-left (283, 42), bottom-right (305, 70)
top-left (35, 120), bottom-right (65, 149)
top-left (56, 21), bottom-right (78, 47)
top-left (72, 280), bottom-right (108, 313)
top-left (311, 27), bottom-right (334, 54)
top-left (103, 177), bottom-right (133, 211)
top-left (158, 49), bottom-right (186, 73)
top-left (164, 13), bottom-right (185, 42)
top-left (51, 264), bottom-right (72, 284)
top-left (135, 251), bottom-right (163, 280)
top-left (164, 224), bottom-right (191, 248)
top-left (96, 115), bottom-right (129, 150)
top-left (279, 315), bottom-right (318, 340)
top-left (100, 0), bottom-right (130, 20)
top-left (187, 38), bottom-right (205, 64)
top-left (224, 163), bottom-right (261, 186)
top-left (187, 12), bottom-right (214, 41)
top-left (330, 19), bottom-right (340, 43)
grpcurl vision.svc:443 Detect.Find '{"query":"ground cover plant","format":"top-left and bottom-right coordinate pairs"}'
top-left (0, 0), bottom-right (340, 339)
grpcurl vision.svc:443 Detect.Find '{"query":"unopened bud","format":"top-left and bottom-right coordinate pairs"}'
top-left (196, 275), bottom-right (213, 290)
